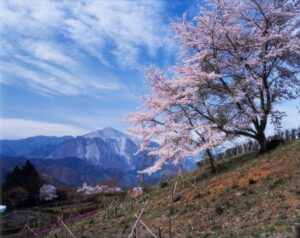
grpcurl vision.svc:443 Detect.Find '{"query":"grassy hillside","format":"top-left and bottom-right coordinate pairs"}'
top-left (1, 140), bottom-right (300, 237)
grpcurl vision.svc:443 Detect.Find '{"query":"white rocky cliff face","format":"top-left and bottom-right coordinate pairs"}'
top-left (46, 128), bottom-right (144, 170)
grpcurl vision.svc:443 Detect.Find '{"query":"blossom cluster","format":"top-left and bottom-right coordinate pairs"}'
top-left (76, 183), bottom-right (122, 195)
top-left (39, 184), bottom-right (58, 201)
top-left (132, 186), bottom-right (143, 193)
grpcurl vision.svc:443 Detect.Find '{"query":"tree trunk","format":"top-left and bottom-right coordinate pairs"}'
top-left (206, 149), bottom-right (216, 173)
top-left (257, 133), bottom-right (267, 153)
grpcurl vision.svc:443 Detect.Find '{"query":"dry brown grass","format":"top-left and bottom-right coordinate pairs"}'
top-left (63, 140), bottom-right (299, 237)
top-left (2, 140), bottom-right (300, 238)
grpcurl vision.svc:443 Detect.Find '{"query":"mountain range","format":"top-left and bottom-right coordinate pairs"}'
top-left (0, 127), bottom-right (196, 187)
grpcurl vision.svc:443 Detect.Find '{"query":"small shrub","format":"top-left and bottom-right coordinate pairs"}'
top-left (274, 218), bottom-right (284, 227)
top-left (193, 193), bottom-right (204, 199)
top-left (172, 195), bottom-right (181, 203)
top-left (231, 184), bottom-right (239, 189)
top-left (215, 206), bottom-right (224, 215)
top-left (248, 179), bottom-right (256, 185)
top-left (268, 178), bottom-right (284, 189)
top-left (168, 206), bottom-right (176, 217)
top-left (244, 201), bottom-right (252, 209)
top-left (266, 137), bottom-right (284, 151)
top-left (159, 182), bottom-right (168, 188)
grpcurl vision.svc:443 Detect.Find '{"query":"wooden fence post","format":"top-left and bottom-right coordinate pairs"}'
top-left (294, 223), bottom-right (300, 238)
top-left (134, 215), bottom-right (157, 238)
top-left (80, 224), bottom-right (84, 238)
top-left (133, 226), bottom-right (137, 238)
top-left (291, 129), bottom-right (297, 140)
top-left (168, 218), bottom-right (172, 238)
top-left (158, 227), bottom-right (162, 238)
top-left (106, 207), bottom-right (110, 220)
top-left (285, 129), bottom-right (291, 142)
top-left (129, 200), bottom-right (149, 238)
top-left (60, 220), bottom-right (76, 238)
top-left (115, 206), bottom-right (118, 217)
top-left (171, 181), bottom-right (177, 202)
top-left (131, 199), bottom-right (134, 212)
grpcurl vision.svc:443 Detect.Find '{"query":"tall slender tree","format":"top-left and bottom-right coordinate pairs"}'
top-left (2, 166), bottom-right (23, 192)
top-left (21, 160), bottom-right (42, 202)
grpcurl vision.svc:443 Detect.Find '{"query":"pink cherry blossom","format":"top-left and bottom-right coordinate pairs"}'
top-left (127, 0), bottom-right (300, 174)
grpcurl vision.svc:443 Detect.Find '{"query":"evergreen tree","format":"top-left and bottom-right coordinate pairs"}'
top-left (21, 160), bottom-right (43, 203)
top-left (2, 160), bottom-right (43, 207)
top-left (2, 166), bottom-right (23, 192)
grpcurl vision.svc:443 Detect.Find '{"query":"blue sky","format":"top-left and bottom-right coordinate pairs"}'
top-left (0, 0), bottom-right (299, 139)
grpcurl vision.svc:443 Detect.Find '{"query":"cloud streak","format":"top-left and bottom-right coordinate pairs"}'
top-left (0, 0), bottom-right (170, 96)
top-left (0, 57), bottom-right (123, 96)
top-left (0, 118), bottom-right (87, 139)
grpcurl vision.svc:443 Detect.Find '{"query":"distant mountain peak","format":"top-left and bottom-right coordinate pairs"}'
top-left (83, 127), bottom-right (129, 139)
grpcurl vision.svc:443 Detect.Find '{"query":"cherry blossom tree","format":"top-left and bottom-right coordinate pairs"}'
top-left (172, 0), bottom-right (300, 150)
top-left (132, 186), bottom-right (143, 193)
top-left (127, 0), bottom-right (300, 174)
top-left (39, 184), bottom-right (58, 201)
top-left (76, 183), bottom-right (123, 195)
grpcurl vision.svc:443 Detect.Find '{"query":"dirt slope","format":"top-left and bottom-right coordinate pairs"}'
top-left (61, 140), bottom-right (300, 238)
top-left (2, 140), bottom-right (300, 238)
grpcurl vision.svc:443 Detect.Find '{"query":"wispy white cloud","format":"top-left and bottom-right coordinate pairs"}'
top-left (0, 58), bottom-right (123, 96)
top-left (0, 118), bottom-right (87, 139)
top-left (23, 41), bottom-right (78, 67)
top-left (64, 1), bottom-right (169, 67)
top-left (0, 0), bottom-right (170, 95)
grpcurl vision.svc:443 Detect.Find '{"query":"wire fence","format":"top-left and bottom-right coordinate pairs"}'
top-left (197, 127), bottom-right (300, 167)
